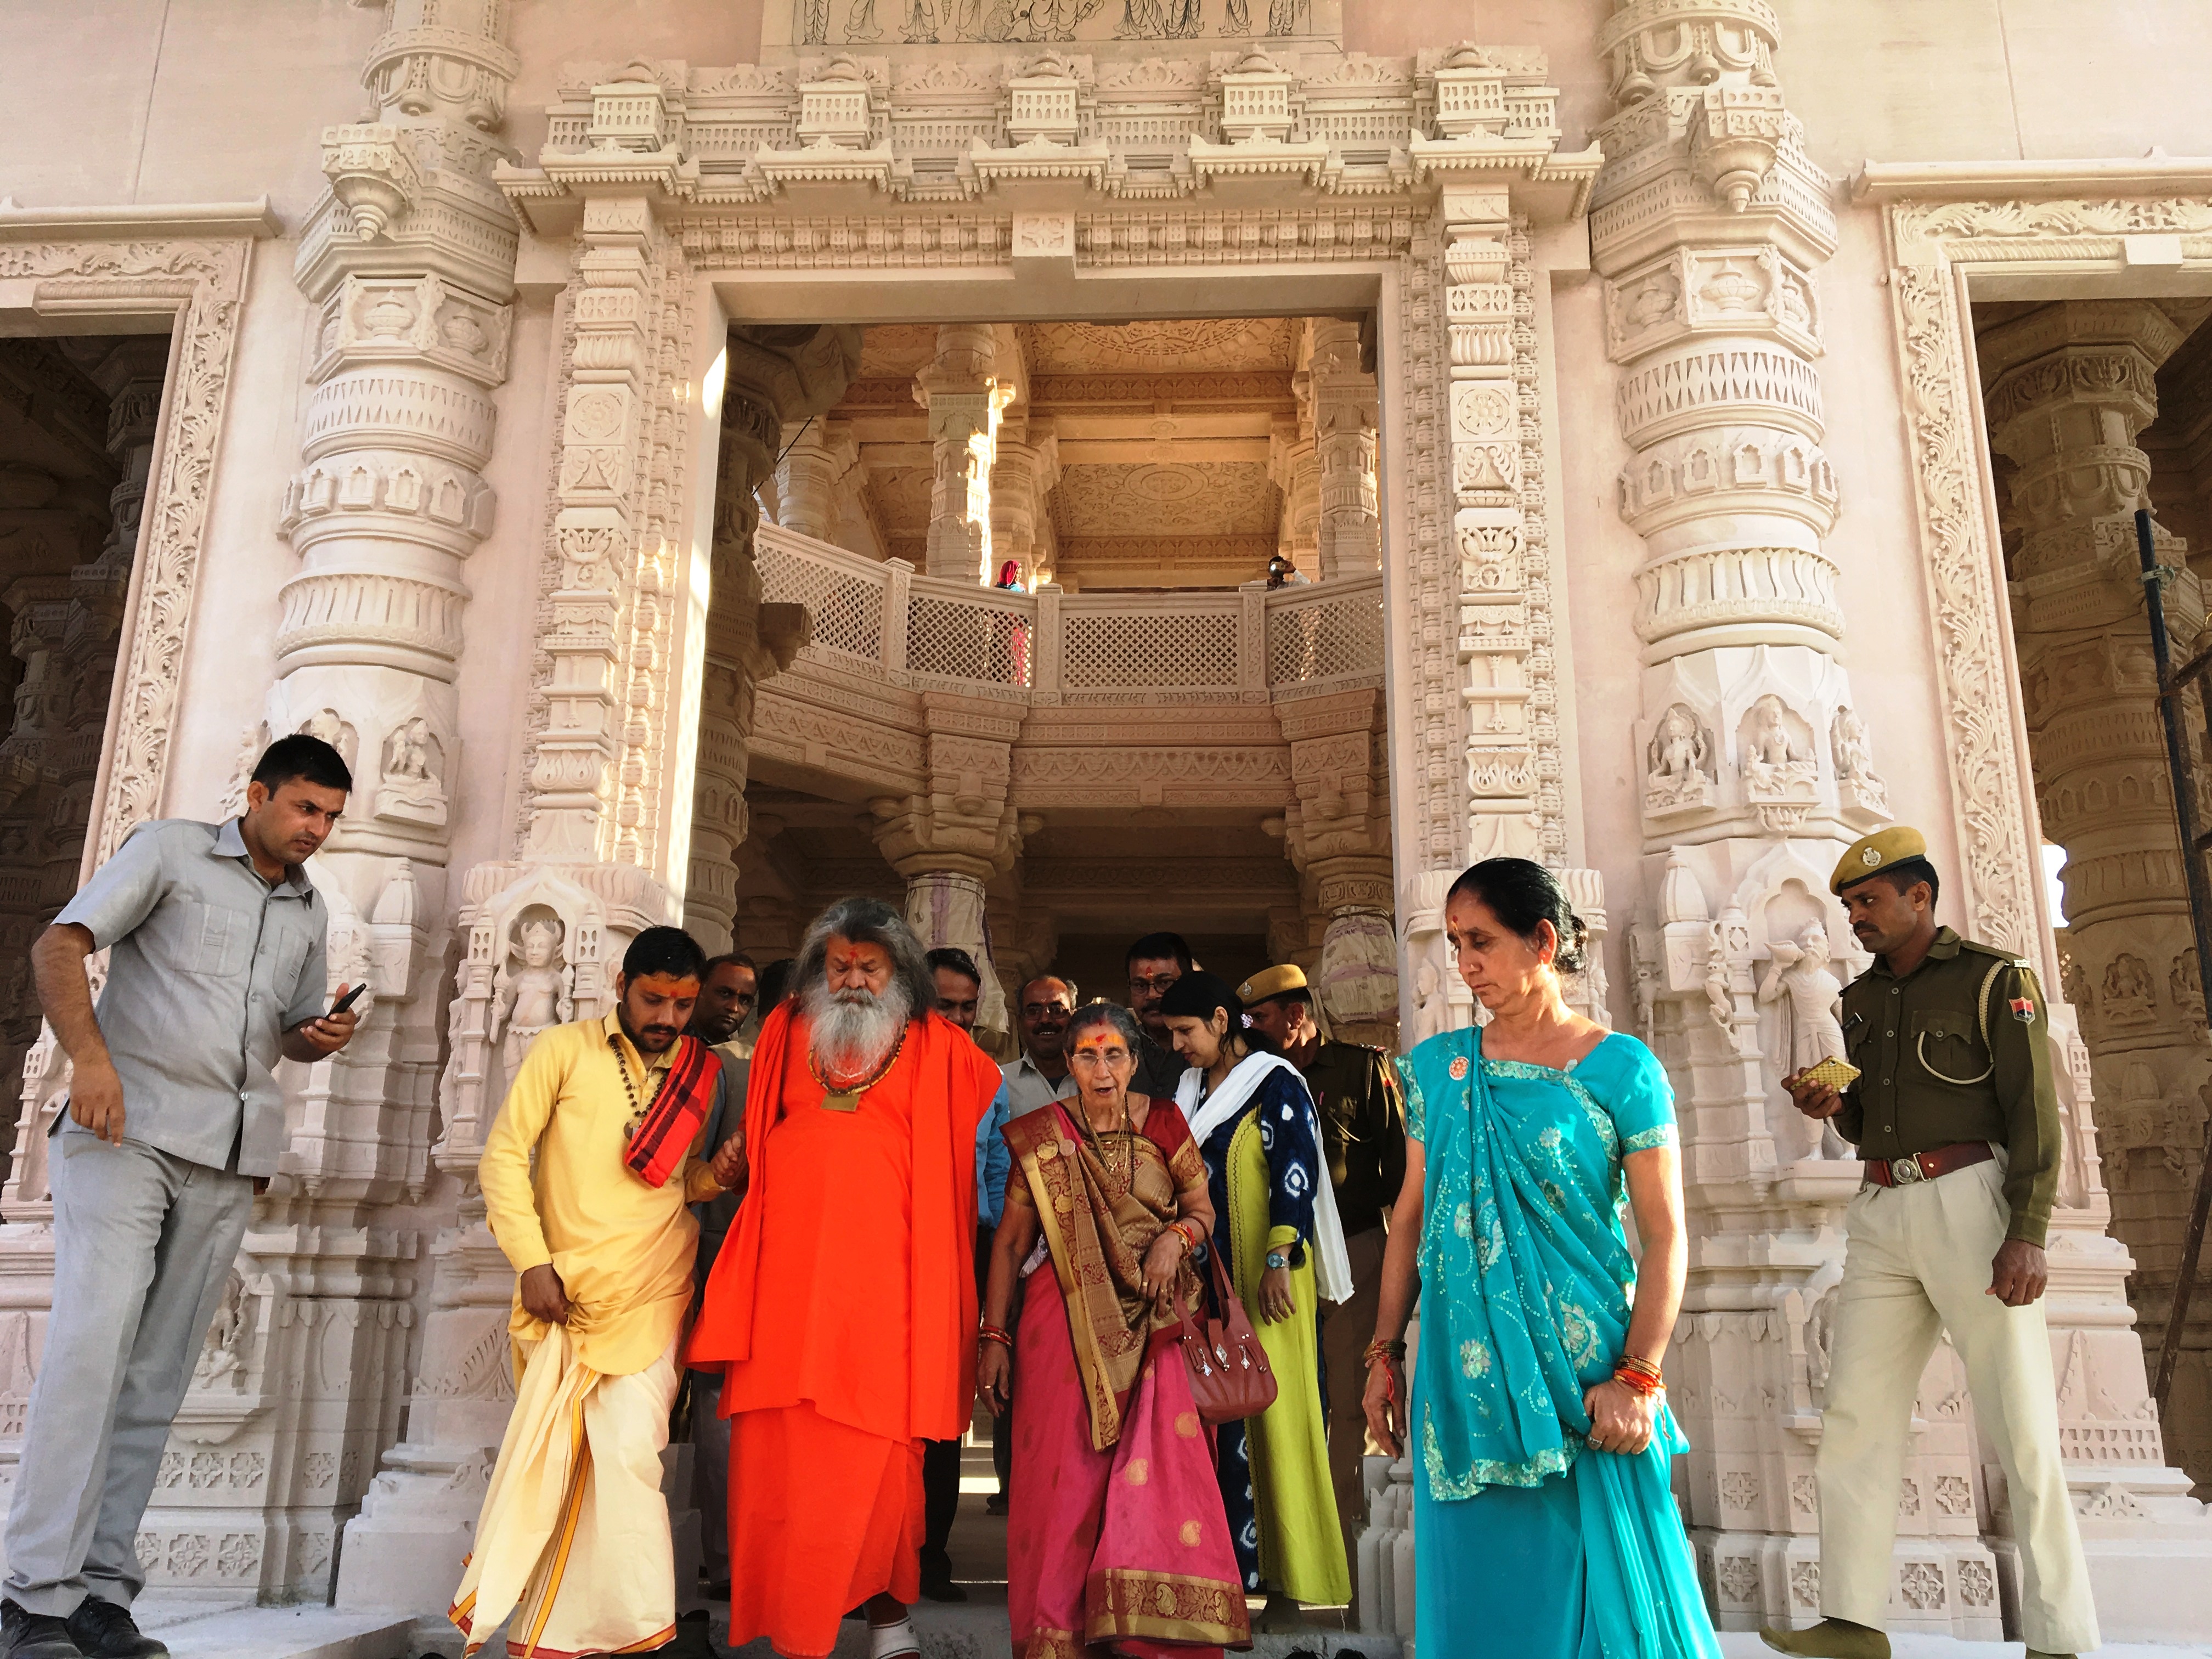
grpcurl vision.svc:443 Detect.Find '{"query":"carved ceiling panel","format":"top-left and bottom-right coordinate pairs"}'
top-left (1052, 459), bottom-right (1278, 538)
top-left (856, 323), bottom-right (940, 379)
top-left (1022, 317), bottom-right (1300, 375)
top-left (866, 463), bottom-right (936, 523)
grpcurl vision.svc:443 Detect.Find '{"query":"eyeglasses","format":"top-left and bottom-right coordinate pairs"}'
top-left (1127, 974), bottom-right (1182, 995)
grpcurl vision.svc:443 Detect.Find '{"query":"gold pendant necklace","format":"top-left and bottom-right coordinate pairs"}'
top-left (806, 1024), bottom-right (908, 1112)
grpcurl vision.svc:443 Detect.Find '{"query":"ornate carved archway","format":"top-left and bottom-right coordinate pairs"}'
top-left (1870, 165), bottom-right (2212, 1496)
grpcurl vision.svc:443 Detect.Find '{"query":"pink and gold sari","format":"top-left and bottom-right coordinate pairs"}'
top-left (1003, 1098), bottom-right (1251, 1659)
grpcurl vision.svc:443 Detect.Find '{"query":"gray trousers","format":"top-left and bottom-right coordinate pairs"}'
top-left (689, 1369), bottom-right (730, 1582)
top-left (4, 1135), bottom-right (253, 1615)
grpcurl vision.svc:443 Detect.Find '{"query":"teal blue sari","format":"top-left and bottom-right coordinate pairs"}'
top-left (1396, 1028), bottom-right (1720, 1659)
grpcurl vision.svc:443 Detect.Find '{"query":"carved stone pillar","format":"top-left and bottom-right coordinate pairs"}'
top-left (774, 415), bottom-right (854, 544)
top-left (988, 417), bottom-right (1058, 588)
top-left (684, 331), bottom-right (855, 951)
top-left (1983, 300), bottom-right (2212, 1492)
top-left (1308, 317), bottom-right (1379, 582)
top-left (917, 324), bottom-right (1009, 584)
top-left (1281, 690), bottom-right (1397, 1049)
top-left (1269, 415), bottom-right (1319, 582)
top-left (1590, 3), bottom-right (2006, 1634)
top-left (869, 695), bottom-right (1020, 1046)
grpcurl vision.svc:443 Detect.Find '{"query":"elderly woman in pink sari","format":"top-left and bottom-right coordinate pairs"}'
top-left (977, 1002), bottom-right (1250, 1659)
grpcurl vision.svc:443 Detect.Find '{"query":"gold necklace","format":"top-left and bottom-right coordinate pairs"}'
top-left (1079, 1091), bottom-right (1138, 1188)
top-left (806, 1023), bottom-right (908, 1113)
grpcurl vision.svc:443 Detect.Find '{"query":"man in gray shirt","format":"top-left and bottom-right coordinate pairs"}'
top-left (3, 736), bottom-right (359, 1659)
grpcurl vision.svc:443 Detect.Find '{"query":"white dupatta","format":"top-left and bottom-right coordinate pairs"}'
top-left (1176, 1050), bottom-right (1355, 1305)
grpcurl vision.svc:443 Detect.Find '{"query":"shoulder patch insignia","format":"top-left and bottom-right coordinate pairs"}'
top-left (2010, 996), bottom-right (2035, 1022)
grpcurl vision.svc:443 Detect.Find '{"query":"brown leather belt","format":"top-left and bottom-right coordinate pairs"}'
top-left (1862, 1140), bottom-right (1994, 1189)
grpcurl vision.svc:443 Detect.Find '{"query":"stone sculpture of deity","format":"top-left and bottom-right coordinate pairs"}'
top-left (1742, 696), bottom-right (1814, 788)
top-left (1645, 703), bottom-right (1714, 812)
top-left (489, 916), bottom-right (572, 1077)
top-left (1757, 922), bottom-right (1849, 1158)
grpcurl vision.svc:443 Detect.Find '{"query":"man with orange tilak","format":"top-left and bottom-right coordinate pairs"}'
top-left (691, 898), bottom-right (1001, 1659)
top-left (451, 927), bottom-right (745, 1659)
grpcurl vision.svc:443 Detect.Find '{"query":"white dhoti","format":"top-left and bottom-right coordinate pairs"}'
top-left (451, 1327), bottom-right (681, 1659)
top-left (1815, 1155), bottom-right (2099, 1654)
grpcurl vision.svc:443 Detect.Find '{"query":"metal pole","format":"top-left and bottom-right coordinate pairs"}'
top-left (2135, 506), bottom-right (2212, 1409)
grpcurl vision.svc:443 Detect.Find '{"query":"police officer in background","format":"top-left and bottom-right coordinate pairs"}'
top-left (1239, 962), bottom-right (1404, 1599)
top-left (1760, 828), bottom-right (2097, 1659)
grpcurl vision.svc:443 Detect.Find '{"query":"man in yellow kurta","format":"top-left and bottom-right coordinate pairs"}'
top-left (453, 927), bottom-right (744, 1659)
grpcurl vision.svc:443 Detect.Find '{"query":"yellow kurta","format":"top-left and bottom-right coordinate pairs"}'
top-left (457, 1015), bottom-right (729, 1657)
top-left (479, 1012), bottom-right (725, 1378)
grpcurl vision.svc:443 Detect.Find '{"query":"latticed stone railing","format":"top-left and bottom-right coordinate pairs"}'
top-left (755, 523), bottom-right (1383, 704)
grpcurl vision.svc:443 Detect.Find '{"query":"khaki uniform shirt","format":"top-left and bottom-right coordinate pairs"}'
top-left (1835, 927), bottom-right (2061, 1247)
top-left (1297, 1039), bottom-right (1406, 1237)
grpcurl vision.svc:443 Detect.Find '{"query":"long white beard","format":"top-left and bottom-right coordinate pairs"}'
top-left (803, 977), bottom-right (911, 1077)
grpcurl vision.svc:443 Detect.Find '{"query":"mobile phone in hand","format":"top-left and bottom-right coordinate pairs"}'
top-left (327, 983), bottom-right (366, 1019)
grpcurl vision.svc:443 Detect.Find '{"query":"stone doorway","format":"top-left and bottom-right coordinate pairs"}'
top-left (1976, 297), bottom-right (2212, 1496)
top-left (697, 314), bottom-right (1398, 1062)
top-left (0, 331), bottom-right (171, 1211)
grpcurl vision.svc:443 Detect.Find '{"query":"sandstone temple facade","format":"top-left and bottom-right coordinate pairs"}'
top-left (2, 0), bottom-right (2211, 1649)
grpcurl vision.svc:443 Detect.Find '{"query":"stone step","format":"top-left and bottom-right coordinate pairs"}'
top-left (132, 1599), bottom-right (416, 1659)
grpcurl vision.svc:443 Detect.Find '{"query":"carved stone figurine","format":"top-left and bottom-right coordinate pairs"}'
top-left (1646, 704), bottom-right (1713, 811)
top-left (2101, 951), bottom-right (2157, 1026)
top-left (1741, 695), bottom-right (1814, 791)
top-left (1758, 923), bottom-right (1849, 1159)
top-left (379, 715), bottom-right (447, 823)
top-left (1408, 960), bottom-right (1446, 1047)
top-left (488, 916), bottom-right (572, 1079)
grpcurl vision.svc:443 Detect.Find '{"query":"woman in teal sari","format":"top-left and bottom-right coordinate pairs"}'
top-left (1363, 859), bottom-right (1722, 1659)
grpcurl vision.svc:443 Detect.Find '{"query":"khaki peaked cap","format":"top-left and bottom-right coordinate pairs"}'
top-left (1831, 826), bottom-right (1931, 895)
top-left (1236, 963), bottom-right (1308, 1003)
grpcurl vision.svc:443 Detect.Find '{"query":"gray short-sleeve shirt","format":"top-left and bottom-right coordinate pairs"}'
top-left (55, 818), bottom-right (328, 1176)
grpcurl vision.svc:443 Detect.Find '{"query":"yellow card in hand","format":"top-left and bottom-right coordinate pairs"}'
top-left (1802, 1056), bottom-right (1860, 1090)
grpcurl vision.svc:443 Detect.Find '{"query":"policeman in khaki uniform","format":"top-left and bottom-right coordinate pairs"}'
top-left (1761, 829), bottom-right (2098, 1659)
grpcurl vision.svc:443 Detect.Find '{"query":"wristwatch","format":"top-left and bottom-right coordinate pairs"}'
top-left (1265, 1250), bottom-right (1290, 1271)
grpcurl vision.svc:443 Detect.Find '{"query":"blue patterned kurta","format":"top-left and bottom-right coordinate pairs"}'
top-left (1199, 1065), bottom-right (1324, 1595)
top-left (1396, 1028), bottom-right (1721, 1659)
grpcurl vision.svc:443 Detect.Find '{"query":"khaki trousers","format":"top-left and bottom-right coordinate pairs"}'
top-left (1815, 1156), bottom-right (2098, 1653)
top-left (1318, 1224), bottom-right (1386, 1600)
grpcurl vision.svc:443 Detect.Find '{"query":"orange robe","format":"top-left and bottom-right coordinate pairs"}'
top-left (690, 1003), bottom-right (999, 1658)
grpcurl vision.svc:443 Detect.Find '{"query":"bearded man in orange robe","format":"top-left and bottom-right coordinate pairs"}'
top-left (691, 896), bottom-right (1001, 1659)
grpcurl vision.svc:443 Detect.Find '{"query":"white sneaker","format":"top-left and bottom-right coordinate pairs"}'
top-left (867, 1613), bottom-right (921, 1659)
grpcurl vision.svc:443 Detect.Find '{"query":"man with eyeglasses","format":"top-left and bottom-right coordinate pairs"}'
top-left (1124, 931), bottom-right (1193, 1100)
top-left (966, 973), bottom-right (1085, 1516)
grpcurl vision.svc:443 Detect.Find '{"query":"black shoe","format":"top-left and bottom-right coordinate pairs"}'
top-left (984, 1492), bottom-right (1009, 1516)
top-left (0, 1600), bottom-right (81, 1659)
top-left (61, 1601), bottom-right (162, 1659)
top-left (917, 1564), bottom-right (967, 1604)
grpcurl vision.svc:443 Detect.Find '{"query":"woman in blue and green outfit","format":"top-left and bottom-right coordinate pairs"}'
top-left (1159, 971), bottom-right (1353, 1626)
top-left (1363, 859), bottom-right (1723, 1659)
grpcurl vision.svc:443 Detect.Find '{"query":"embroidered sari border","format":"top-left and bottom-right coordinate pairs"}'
top-left (1087, 1565), bottom-right (1250, 1646)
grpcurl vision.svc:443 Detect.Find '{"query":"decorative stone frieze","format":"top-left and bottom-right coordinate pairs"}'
top-left (1980, 298), bottom-right (2212, 1497)
top-left (0, 211), bottom-right (278, 1590)
top-left (1862, 181), bottom-right (2212, 1586)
